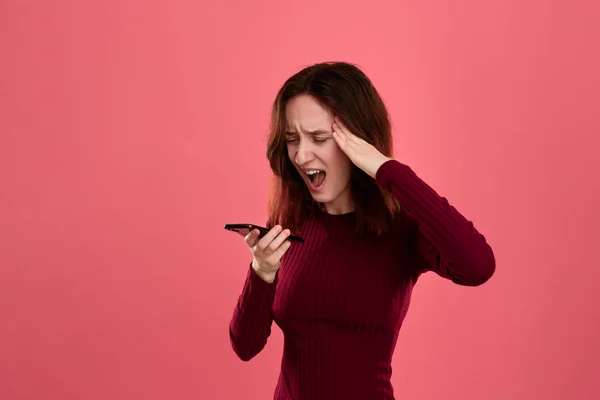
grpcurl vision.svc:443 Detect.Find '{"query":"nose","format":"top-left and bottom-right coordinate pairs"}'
top-left (293, 140), bottom-right (314, 166)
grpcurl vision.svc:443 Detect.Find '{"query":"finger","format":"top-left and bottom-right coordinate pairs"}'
top-left (332, 120), bottom-right (346, 137)
top-left (334, 117), bottom-right (363, 144)
top-left (267, 229), bottom-right (291, 253)
top-left (332, 123), bottom-right (348, 143)
top-left (333, 123), bottom-right (360, 149)
top-left (333, 117), bottom-right (351, 136)
top-left (333, 126), bottom-right (356, 151)
top-left (333, 131), bottom-right (353, 158)
top-left (244, 229), bottom-right (261, 247)
top-left (332, 129), bottom-right (347, 149)
top-left (255, 225), bottom-right (283, 252)
top-left (268, 240), bottom-right (292, 263)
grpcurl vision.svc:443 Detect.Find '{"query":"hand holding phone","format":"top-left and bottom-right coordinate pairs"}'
top-left (224, 223), bottom-right (300, 283)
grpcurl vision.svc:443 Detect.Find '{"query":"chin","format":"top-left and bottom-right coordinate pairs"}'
top-left (309, 192), bottom-right (332, 203)
top-left (311, 187), bottom-right (344, 206)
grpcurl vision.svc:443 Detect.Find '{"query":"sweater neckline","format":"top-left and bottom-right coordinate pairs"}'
top-left (317, 209), bottom-right (357, 223)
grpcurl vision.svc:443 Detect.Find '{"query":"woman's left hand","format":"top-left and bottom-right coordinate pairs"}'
top-left (332, 116), bottom-right (392, 179)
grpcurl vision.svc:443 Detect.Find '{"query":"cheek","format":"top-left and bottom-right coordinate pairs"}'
top-left (328, 141), bottom-right (345, 160)
top-left (329, 145), bottom-right (353, 177)
top-left (333, 143), bottom-right (351, 163)
top-left (286, 144), bottom-right (296, 161)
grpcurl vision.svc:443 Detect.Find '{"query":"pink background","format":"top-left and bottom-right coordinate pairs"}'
top-left (1, 1), bottom-right (599, 399)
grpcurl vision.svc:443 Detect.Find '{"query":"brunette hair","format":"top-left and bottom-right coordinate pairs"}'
top-left (266, 61), bottom-right (401, 236)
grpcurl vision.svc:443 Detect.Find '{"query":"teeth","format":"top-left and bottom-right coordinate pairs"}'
top-left (305, 170), bottom-right (322, 175)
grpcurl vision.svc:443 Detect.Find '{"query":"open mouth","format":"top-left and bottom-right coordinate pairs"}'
top-left (304, 170), bottom-right (326, 191)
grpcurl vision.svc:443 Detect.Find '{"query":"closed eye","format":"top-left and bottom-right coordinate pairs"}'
top-left (284, 133), bottom-right (330, 144)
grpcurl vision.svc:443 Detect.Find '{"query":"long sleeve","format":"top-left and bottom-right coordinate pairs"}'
top-left (376, 159), bottom-right (495, 286)
top-left (229, 263), bottom-right (277, 361)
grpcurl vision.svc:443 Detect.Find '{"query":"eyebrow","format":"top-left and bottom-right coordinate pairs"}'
top-left (285, 129), bottom-right (331, 136)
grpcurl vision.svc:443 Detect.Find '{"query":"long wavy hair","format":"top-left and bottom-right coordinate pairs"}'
top-left (266, 61), bottom-right (401, 236)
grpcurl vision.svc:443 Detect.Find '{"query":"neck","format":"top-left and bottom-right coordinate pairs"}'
top-left (322, 193), bottom-right (354, 215)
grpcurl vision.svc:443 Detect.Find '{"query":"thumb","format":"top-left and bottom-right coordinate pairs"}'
top-left (244, 229), bottom-right (260, 247)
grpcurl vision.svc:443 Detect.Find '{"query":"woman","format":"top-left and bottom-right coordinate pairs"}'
top-left (229, 61), bottom-right (495, 399)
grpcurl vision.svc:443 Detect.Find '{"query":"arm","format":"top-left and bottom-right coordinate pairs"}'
top-left (229, 263), bottom-right (277, 361)
top-left (376, 159), bottom-right (496, 286)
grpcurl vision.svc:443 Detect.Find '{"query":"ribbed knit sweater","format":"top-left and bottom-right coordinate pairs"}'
top-left (229, 159), bottom-right (496, 399)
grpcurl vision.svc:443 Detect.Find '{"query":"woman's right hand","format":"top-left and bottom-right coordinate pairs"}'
top-left (245, 225), bottom-right (292, 283)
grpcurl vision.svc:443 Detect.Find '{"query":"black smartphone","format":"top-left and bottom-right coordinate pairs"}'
top-left (224, 223), bottom-right (304, 243)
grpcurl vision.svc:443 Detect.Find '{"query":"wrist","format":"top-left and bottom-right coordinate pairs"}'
top-left (374, 157), bottom-right (395, 179)
top-left (251, 260), bottom-right (277, 283)
top-left (370, 156), bottom-right (393, 178)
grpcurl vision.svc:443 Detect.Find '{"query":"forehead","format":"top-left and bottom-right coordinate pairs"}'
top-left (285, 94), bottom-right (333, 132)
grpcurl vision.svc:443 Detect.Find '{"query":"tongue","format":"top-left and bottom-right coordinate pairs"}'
top-left (312, 171), bottom-right (326, 187)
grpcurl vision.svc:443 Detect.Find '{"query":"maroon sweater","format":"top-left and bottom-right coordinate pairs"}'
top-left (229, 160), bottom-right (495, 399)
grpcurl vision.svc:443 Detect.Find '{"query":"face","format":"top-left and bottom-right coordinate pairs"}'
top-left (284, 94), bottom-right (354, 214)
